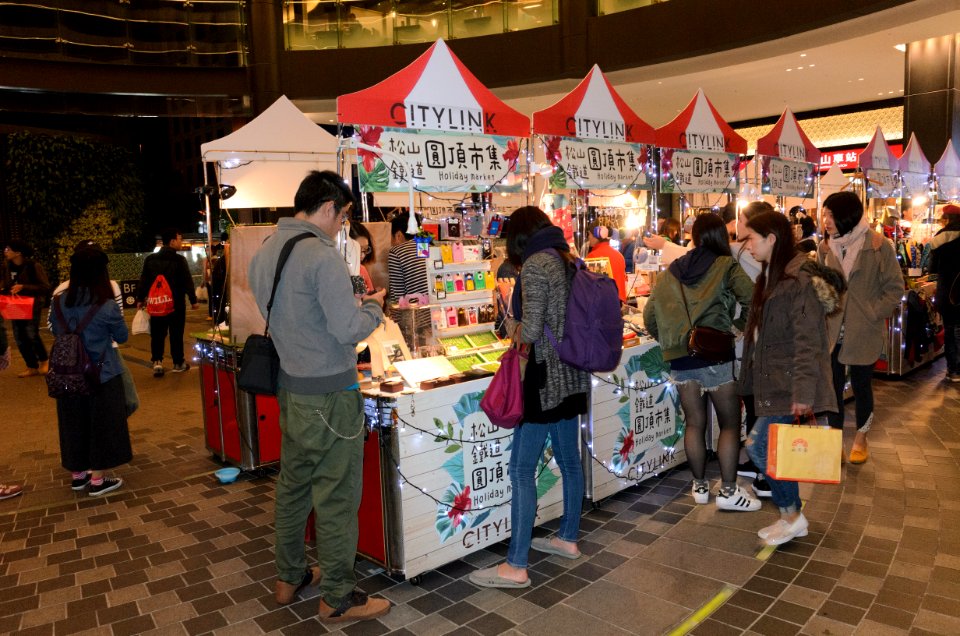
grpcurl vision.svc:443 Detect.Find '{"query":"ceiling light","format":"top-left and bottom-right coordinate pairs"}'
top-left (796, 66), bottom-right (804, 70)
top-left (894, 44), bottom-right (906, 52)
top-left (786, 68), bottom-right (792, 72)
top-left (858, 78), bottom-right (864, 81)
top-left (800, 53), bottom-right (807, 57)
top-left (888, 91), bottom-right (894, 94)
top-left (808, 63), bottom-right (815, 67)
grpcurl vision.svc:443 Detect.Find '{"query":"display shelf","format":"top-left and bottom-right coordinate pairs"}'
top-left (428, 259), bottom-right (491, 271)
top-left (429, 289), bottom-right (494, 303)
top-left (434, 322), bottom-right (496, 337)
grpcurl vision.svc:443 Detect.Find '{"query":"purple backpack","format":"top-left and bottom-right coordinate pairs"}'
top-left (544, 256), bottom-right (624, 372)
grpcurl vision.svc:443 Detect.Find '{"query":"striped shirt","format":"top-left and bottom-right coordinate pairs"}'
top-left (387, 239), bottom-right (431, 330)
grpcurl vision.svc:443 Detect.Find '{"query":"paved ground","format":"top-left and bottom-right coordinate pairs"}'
top-left (1, 311), bottom-right (959, 636)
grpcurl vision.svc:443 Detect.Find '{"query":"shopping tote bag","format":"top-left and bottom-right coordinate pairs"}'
top-left (767, 422), bottom-right (842, 484)
top-left (0, 294), bottom-right (35, 320)
top-left (479, 346), bottom-right (526, 429)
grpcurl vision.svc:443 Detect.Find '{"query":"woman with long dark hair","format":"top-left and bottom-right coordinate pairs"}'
top-left (818, 191), bottom-right (903, 463)
top-left (51, 247), bottom-right (131, 496)
top-left (470, 206), bottom-right (589, 589)
top-left (741, 211), bottom-right (844, 545)
top-left (644, 213), bottom-right (758, 510)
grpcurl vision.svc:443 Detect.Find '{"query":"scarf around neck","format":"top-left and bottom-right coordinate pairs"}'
top-left (829, 217), bottom-right (869, 278)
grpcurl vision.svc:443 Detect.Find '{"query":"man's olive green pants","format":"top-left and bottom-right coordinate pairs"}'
top-left (274, 388), bottom-right (365, 607)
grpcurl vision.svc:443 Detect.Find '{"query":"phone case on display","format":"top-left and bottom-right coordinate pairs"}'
top-left (468, 306), bottom-right (479, 325)
top-left (446, 218), bottom-right (461, 238)
top-left (488, 215), bottom-right (502, 236)
top-left (481, 239), bottom-right (492, 259)
top-left (440, 244), bottom-right (454, 263)
top-left (446, 306), bottom-right (458, 328)
top-left (452, 242), bottom-right (465, 263)
top-left (463, 244), bottom-right (481, 261)
top-left (457, 307), bottom-right (468, 326)
top-left (454, 273), bottom-right (465, 292)
top-left (466, 215), bottom-right (483, 237)
top-left (465, 273), bottom-right (475, 291)
top-left (475, 271), bottom-right (485, 289)
top-left (435, 275), bottom-right (444, 295)
top-left (445, 273), bottom-right (455, 293)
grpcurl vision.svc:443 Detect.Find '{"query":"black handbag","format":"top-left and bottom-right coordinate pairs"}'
top-left (679, 283), bottom-right (735, 363)
top-left (236, 232), bottom-right (315, 395)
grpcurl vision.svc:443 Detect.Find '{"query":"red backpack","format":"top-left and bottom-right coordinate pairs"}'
top-left (146, 275), bottom-right (174, 316)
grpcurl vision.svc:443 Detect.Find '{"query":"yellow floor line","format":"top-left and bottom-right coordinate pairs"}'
top-left (666, 585), bottom-right (736, 636)
top-left (756, 544), bottom-right (777, 561)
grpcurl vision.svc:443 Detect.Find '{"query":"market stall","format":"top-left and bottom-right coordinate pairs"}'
top-left (336, 39), bottom-right (568, 579)
top-left (196, 97), bottom-right (341, 470)
top-left (530, 66), bottom-right (685, 502)
top-left (858, 128), bottom-right (943, 376)
top-left (755, 108), bottom-right (820, 209)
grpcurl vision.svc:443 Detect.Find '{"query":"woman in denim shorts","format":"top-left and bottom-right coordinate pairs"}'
top-left (643, 214), bottom-right (758, 511)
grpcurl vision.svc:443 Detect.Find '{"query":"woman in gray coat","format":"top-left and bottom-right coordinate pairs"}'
top-left (818, 192), bottom-right (904, 464)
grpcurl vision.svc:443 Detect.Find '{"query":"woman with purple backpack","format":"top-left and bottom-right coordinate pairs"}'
top-left (470, 206), bottom-right (590, 589)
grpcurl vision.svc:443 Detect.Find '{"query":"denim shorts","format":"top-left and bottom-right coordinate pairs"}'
top-left (669, 361), bottom-right (735, 391)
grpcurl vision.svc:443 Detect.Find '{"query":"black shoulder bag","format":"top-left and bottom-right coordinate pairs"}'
top-left (679, 282), bottom-right (735, 363)
top-left (237, 232), bottom-right (315, 395)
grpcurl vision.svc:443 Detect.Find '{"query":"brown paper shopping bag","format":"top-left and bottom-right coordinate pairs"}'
top-left (767, 421), bottom-right (842, 484)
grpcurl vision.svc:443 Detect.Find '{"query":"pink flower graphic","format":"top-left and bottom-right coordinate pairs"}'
top-left (356, 125), bottom-right (384, 172)
top-left (503, 139), bottom-right (520, 172)
top-left (544, 136), bottom-right (562, 167)
top-left (447, 486), bottom-right (472, 528)
top-left (619, 430), bottom-right (635, 461)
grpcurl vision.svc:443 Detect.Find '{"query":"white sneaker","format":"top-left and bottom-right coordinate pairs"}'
top-left (763, 514), bottom-right (809, 546)
top-left (692, 482), bottom-right (710, 504)
top-left (716, 486), bottom-right (762, 512)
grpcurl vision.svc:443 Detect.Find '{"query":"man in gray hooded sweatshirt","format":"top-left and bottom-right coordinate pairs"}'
top-left (249, 170), bottom-right (390, 623)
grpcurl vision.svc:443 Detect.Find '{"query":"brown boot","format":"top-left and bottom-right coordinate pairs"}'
top-left (38, 360), bottom-right (49, 375)
top-left (275, 566), bottom-right (321, 605)
top-left (318, 590), bottom-right (391, 623)
top-left (17, 368), bottom-right (39, 378)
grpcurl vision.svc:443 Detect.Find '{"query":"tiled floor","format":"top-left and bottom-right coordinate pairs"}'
top-left (2, 315), bottom-right (960, 635)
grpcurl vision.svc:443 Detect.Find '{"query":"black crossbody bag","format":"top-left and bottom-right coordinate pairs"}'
top-left (236, 232), bottom-right (314, 395)
top-left (679, 283), bottom-right (735, 363)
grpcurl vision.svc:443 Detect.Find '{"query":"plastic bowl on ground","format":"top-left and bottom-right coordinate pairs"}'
top-left (214, 467), bottom-right (241, 484)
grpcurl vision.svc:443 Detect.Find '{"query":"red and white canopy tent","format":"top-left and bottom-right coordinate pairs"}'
top-left (859, 126), bottom-right (900, 199)
top-left (934, 139), bottom-right (960, 201)
top-left (532, 64), bottom-right (655, 144)
top-left (531, 64), bottom-right (656, 237)
top-left (337, 39), bottom-right (528, 137)
top-left (755, 108), bottom-right (821, 203)
top-left (654, 89), bottom-right (747, 209)
top-left (899, 133), bottom-right (932, 199)
top-left (336, 39), bottom-right (530, 230)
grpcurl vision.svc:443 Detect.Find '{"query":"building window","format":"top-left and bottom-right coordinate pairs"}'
top-left (283, 0), bottom-right (558, 50)
top-left (597, 0), bottom-right (669, 16)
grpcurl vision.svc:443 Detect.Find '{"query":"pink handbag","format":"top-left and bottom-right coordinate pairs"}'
top-left (480, 345), bottom-right (527, 429)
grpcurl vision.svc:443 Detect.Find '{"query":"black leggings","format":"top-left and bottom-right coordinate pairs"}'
top-left (827, 344), bottom-right (874, 431)
top-left (678, 381), bottom-right (741, 484)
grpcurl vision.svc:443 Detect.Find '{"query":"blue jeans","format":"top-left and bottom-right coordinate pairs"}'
top-left (746, 415), bottom-right (802, 514)
top-left (506, 417), bottom-right (583, 569)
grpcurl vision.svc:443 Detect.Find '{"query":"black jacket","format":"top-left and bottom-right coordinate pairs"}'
top-left (137, 247), bottom-right (197, 310)
top-left (929, 219), bottom-right (960, 323)
top-left (3, 258), bottom-right (51, 300)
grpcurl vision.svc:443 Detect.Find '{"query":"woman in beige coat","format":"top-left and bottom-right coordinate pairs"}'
top-left (818, 191), bottom-right (904, 464)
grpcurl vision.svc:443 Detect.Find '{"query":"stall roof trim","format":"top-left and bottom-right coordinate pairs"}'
top-left (859, 126), bottom-right (900, 172)
top-left (200, 95), bottom-right (338, 162)
top-left (899, 133), bottom-right (931, 175)
top-left (755, 109), bottom-right (820, 164)
top-left (336, 38), bottom-right (529, 137)
top-left (936, 139), bottom-right (960, 177)
top-left (654, 89), bottom-right (747, 154)
top-left (532, 65), bottom-right (654, 144)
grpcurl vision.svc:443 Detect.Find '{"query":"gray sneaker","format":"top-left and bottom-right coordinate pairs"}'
top-left (172, 363), bottom-right (191, 373)
top-left (153, 363), bottom-right (164, 378)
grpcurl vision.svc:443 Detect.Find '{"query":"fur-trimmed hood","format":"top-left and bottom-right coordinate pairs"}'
top-left (799, 259), bottom-right (846, 316)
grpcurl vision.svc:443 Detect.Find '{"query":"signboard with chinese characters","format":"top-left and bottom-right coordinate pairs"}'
top-left (818, 145), bottom-right (903, 172)
top-left (588, 341), bottom-right (686, 502)
top-left (900, 172), bottom-right (930, 199)
top-left (660, 149), bottom-right (740, 194)
top-left (540, 136), bottom-right (650, 190)
top-left (864, 169), bottom-right (898, 199)
top-left (391, 381), bottom-right (565, 578)
top-left (356, 127), bottom-right (522, 193)
top-left (761, 157), bottom-right (816, 198)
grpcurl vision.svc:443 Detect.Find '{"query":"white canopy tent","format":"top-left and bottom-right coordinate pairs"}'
top-left (200, 95), bottom-right (339, 210)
